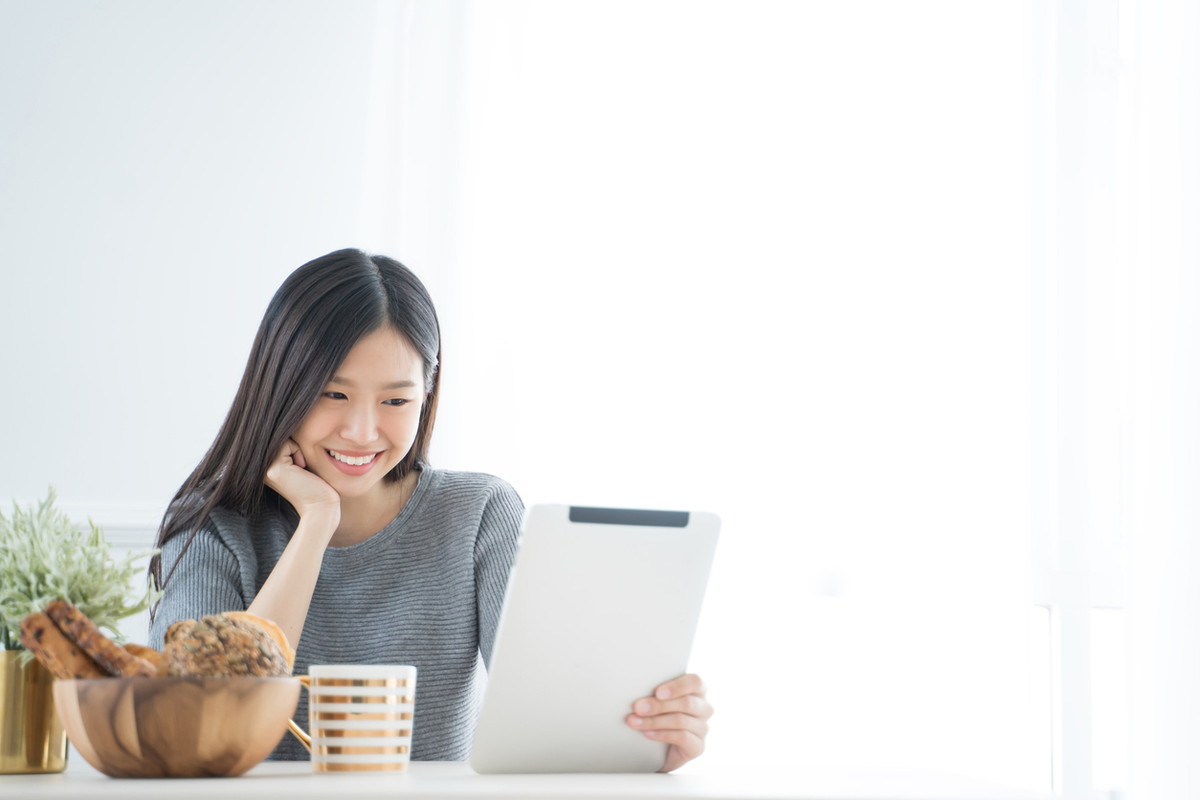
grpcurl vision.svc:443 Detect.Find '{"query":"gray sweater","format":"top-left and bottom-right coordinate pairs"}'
top-left (149, 468), bottom-right (524, 762)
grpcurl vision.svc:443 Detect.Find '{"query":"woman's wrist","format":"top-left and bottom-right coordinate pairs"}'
top-left (294, 503), bottom-right (340, 542)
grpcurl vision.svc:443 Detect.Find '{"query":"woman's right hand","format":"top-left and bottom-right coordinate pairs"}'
top-left (253, 439), bottom-right (342, 648)
top-left (264, 439), bottom-right (341, 528)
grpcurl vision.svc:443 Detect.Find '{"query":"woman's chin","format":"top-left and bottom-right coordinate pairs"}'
top-left (325, 468), bottom-right (402, 501)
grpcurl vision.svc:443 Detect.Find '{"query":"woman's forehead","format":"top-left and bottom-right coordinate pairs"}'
top-left (332, 326), bottom-right (424, 384)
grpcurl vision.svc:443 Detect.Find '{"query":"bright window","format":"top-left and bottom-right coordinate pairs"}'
top-left (435, 0), bottom-right (1048, 788)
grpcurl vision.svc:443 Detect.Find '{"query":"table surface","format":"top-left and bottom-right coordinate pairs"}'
top-left (1, 757), bottom-right (1053, 800)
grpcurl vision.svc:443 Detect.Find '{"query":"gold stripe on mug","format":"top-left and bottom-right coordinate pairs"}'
top-left (313, 711), bottom-right (413, 722)
top-left (313, 694), bottom-right (411, 705)
top-left (308, 686), bottom-right (414, 699)
top-left (312, 678), bottom-right (414, 688)
top-left (316, 762), bottom-right (408, 772)
top-left (317, 744), bottom-right (410, 756)
top-left (319, 728), bottom-right (409, 738)
top-left (312, 719), bottom-right (411, 731)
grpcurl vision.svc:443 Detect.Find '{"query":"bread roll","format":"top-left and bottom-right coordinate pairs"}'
top-left (162, 613), bottom-right (290, 677)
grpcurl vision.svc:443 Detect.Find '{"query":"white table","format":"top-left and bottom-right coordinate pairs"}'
top-left (2, 758), bottom-right (1052, 800)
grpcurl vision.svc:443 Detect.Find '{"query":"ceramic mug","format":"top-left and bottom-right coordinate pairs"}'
top-left (287, 664), bottom-right (417, 772)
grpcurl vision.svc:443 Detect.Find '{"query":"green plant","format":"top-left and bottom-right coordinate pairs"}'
top-left (0, 487), bottom-right (160, 652)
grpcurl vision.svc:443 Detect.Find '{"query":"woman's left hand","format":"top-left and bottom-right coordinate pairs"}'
top-left (626, 673), bottom-right (713, 772)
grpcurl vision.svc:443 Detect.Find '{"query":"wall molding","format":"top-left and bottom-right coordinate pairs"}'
top-left (101, 524), bottom-right (159, 550)
top-left (51, 503), bottom-right (164, 550)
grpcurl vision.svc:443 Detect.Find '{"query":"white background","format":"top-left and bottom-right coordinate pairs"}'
top-left (2, 2), bottom-right (1197, 797)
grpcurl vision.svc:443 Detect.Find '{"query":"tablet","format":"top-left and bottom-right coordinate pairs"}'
top-left (469, 503), bottom-right (720, 774)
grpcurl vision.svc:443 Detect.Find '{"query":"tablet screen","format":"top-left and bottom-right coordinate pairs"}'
top-left (469, 503), bottom-right (720, 774)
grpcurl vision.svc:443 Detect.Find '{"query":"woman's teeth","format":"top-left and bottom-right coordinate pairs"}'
top-left (328, 450), bottom-right (376, 466)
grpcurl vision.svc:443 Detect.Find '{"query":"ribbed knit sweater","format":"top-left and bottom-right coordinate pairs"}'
top-left (148, 468), bottom-right (524, 761)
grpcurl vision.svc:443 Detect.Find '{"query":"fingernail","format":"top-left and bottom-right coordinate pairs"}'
top-left (629, 716), bottom-right (643, 727)
top-left (644, 730), bottom-right (659, 738)
top-left (636, 700), bottom-right (652, 714)
top-left (656, 687), bottom-right (671, 700)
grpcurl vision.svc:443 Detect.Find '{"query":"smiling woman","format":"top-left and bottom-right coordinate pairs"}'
top-left (146, 248), bottom-right (714, 770)
top-left (149, 249), bottom-right (443, 597)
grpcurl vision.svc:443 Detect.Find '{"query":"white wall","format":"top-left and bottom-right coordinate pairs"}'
top-left (453, 0), bottom-right (1042, 785)
top-left (1127, 2), bottom-right (1200, 797)
top-left (0, 1), bottom-right (404, 530)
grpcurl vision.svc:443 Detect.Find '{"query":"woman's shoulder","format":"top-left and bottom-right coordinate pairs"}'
top-left (209, 502), bottom-right (292, 532)
top-left (416, 467), bottom-right (525, 525)
top-left (420, 466), bottom-right (521, 500)
top-left (163, 496), bottom-right (292, 558)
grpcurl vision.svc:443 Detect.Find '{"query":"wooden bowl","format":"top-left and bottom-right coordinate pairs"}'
top-left (53, 676), bottom-right (300, 778)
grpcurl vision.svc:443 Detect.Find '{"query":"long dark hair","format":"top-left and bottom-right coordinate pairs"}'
top-left (149, 249), bottom-right (441, 598)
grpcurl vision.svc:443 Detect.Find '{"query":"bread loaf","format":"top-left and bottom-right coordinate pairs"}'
top-left (19, 611), bottom-right (108, 680)
top-left (44, 599), bottom-right (157, 678)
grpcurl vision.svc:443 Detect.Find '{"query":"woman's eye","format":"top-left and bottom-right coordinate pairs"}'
top-left (323, 392), bottom-right (347, 400)
top-left (384, 398), bottom-right (410, 407)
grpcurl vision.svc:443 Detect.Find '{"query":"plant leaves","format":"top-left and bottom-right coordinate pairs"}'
top-left (0, 487), bottom-right (162, 649)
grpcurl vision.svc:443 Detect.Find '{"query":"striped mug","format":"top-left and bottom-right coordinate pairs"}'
top-left (287, 664), bottom-right (417, 772)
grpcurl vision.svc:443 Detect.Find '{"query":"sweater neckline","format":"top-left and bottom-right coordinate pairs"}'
top-left (286, 468), bottom-right (438, 557)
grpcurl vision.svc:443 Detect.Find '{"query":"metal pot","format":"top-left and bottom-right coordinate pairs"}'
top-left (0, 651), bottom-right (67, 773)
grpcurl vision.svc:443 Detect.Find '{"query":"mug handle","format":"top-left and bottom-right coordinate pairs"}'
top-left (287, 675), bottom-right (313, 752)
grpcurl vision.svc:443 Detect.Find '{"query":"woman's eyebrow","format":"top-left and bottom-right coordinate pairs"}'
top-left (329, 376), bottom-right (418, 390)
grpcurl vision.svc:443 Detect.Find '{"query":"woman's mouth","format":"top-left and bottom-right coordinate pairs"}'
top-left (325, 449), bottom-right (381, 475)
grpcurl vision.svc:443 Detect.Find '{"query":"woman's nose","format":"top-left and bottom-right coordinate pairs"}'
top-left (340, 403), bottom-right (378, 444)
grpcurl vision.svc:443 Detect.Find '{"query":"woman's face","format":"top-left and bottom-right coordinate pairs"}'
top-left (292, 325), bottom-right (426, 502)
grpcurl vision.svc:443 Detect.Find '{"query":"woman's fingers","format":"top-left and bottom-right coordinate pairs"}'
top-left (626, 711), bottom-right (709, 738)
top-left (265, 441), bottom-right (299, 488)
top-left (653, 673), bottom-right (706, 701)
top-left (626, 673), bottom-right (712, 772)
top-left (631, 692), bottom-right (712, 719)
top-left (265, 439), bottom-right (339, 516)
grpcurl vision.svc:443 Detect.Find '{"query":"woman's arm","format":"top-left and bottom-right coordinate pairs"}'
top-left (474, 480), bottom-right (525, 668)
top-left (151, 440), bottom-right (339, 651)
top-left (248, 439), bottom-right (341, 648)
top-left (245, 508), bottom-right (338, 649)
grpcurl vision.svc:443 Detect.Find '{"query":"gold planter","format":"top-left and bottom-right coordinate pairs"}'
top-left (1, 651), bottom-right (67, 773)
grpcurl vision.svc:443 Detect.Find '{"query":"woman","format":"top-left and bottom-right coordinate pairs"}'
top-left (149, 248), bottom-right (711, 770)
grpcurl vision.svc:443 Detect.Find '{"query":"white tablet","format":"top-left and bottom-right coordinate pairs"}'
top-left (469, 503), bottom-right (720, 774)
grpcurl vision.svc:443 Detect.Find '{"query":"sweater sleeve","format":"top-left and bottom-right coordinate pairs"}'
top-left (147, 524), bottom-right (248, 649)
top-left (473, 479), bottom-right (524, 669)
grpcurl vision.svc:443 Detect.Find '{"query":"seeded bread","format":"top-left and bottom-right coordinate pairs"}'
top-left (225, 611), bottom-right (294, 671)
top-left (162, 614), bottom-right (290, 677)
